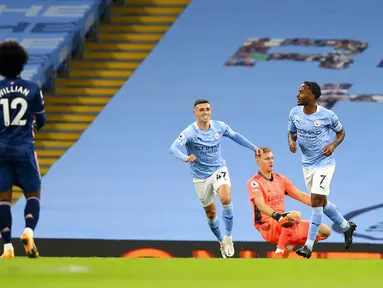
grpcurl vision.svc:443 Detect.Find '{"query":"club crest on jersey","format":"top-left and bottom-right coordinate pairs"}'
top-left (215, 133), bottom-right (220, 140)
top-left (313, 120), bottom-right (321, 127)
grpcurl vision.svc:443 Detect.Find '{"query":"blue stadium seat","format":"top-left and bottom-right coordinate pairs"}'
top-left (0, 0), bottom-right (111, 88)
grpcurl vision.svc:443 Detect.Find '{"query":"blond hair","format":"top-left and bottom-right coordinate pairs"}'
top-left (256, 147), bottom-right (271, 157)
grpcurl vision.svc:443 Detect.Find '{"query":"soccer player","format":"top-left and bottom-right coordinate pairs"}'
top-left (169, 99), bottom-right (261, 258)
top-left (246, 147), bottom-right (331, 257)
top-left (288, 81), bottom-right (356, 259)
top-left (0, 41), bottom-right (46, 259)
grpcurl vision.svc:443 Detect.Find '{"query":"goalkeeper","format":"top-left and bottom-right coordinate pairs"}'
top-left (246, 147), bottom-right (331, 257)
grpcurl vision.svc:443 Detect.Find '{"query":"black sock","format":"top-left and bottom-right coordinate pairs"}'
top-left (24, 198), bottom-right (40, 230)
top-left (0, 203), bottom-right (12, 244)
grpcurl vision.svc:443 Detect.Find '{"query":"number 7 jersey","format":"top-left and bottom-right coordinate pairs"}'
top-left (0, 78), bottom-right (44, 145)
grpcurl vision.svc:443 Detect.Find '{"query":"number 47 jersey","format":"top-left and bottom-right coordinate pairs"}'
top-left (0, 78), bottom-right (44, 145)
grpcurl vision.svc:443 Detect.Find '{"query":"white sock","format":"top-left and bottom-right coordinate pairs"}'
top-left (275, 248), bottom-right (285, 254)
top-left (340, 220), bottom-right (350, 232)
top-left (4, 243), bottom-right (13, 251)
top-left (305, 239), bottom-right (314, 250)
top-left (24, 227), bottom-right (34, 237)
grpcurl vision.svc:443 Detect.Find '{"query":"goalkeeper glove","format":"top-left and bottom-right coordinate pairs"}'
top-left (272, 212), bottom-right (296, 228)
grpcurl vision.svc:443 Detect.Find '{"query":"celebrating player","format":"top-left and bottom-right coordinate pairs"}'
top-left (247, 147), bottom-right (331, 257)
top-left (288, 81), bottom-right (356, 259)
top-left (0, 41), bottom-right (46, 259)
top-left (169, 99), bottom-right (261, 258)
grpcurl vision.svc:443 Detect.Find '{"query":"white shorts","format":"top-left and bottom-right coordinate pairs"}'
top-left (303, 165), bottom-right (335, 196)
top-left (193, 167), bottom-right (231, 207)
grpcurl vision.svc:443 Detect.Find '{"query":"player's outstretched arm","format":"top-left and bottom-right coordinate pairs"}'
top-left (283, 176), bottom-right (311, 206)
top-left (286, 187), bottom-right (312, 206)
top-left (223, 124), bottom-right (258, 151)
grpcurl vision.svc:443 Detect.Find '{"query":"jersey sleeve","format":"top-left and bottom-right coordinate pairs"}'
top-left (288, 109), bottom-right (297, 132)
top-left (246, 179), bottom-right (263, 201)
top-left (33, 87), bottom-right (45, 113)
top-left (220, 121), bottom-right (257, 150)
top-left (328, 110), bottom-right (343, 132)
top-left (220, 121), bottom-right (233, 137)
top-left (174, 129), bottom-right (191, 146)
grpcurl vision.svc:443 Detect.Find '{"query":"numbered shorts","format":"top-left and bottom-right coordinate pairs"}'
top-left (257, 220), bottom-right (325, 247)
top-left (303, 165), bottom-right (335, 196)
top-left (193, 167), bottom-right (231, 207)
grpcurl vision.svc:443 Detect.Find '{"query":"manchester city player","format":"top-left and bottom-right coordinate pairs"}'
top-left (169, 99), bottom-right (261, 258)
top-left (0, 41), bottom-right (46, 259)
top-left (288, 81), bottom-right (356, 259)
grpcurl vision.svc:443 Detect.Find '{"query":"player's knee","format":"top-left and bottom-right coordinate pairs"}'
top-left (0, 190), bottom-right (12, 202)
top-left (220, 196), bottom-right (231, 206)
top-left (311, 194), bottom-right (326, 207)
top-left (205, 210), bottom-right (216, 219)
top-left (217, 184), bottom-right (231, 205)
top-left (318, 224), bottom-right (331, 238)
top-left (204, 203), bottom-right (217, 219)
top-left (288, 210), bottom-right (301, 220)
top-left (24, 190), bottom-right (40, 200)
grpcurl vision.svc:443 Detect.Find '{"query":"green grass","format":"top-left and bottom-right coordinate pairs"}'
top-left (0, 258), bottom-right (382, 287)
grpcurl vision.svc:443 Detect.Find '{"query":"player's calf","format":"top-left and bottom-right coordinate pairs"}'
top-left (0, 190), bottom-right (13, 257)
top-left (21, 192), bottom-right (40, 258)
top-left (217, 184), bottom-right (235, 258)
top-left (323, 201), bottom-right (356, 249)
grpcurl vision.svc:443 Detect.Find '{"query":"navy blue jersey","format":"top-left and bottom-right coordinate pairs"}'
top-left (0, 78), bottom-right (44, 145)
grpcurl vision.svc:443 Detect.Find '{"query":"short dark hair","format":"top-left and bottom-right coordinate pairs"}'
top-left (303, 81), bottom-right (321, 99)
top-left (194, 99), bottom-right (210, 108)
top-left (0, 41), bottom-right (29, 78)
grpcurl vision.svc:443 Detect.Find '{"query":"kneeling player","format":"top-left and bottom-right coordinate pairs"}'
top-left (0, 41), bottom-right (46, 259)
top-left (246, 147), bottom-right (331, 256)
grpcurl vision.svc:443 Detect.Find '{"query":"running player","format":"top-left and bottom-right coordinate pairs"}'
top-left (0, 41), bottom-right (46, 259)
top-left (169, 99), bottom-right (261, 258)
top-left (247, 147), bottom-right (331, 257)
top-left (288, 81), bottom-right (356, 259)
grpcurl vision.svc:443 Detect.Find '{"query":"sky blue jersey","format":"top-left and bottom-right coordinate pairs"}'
top-left (169, 120), bottom-right (257, 179)
top-left (288, 105), bottom-right (343, 168)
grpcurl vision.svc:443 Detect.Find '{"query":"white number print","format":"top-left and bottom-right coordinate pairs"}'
top-left (0, 98), bottom-right (28, 126)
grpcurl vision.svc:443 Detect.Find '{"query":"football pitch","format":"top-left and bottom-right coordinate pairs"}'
top-left (1, 258), bottom-right (382, 287)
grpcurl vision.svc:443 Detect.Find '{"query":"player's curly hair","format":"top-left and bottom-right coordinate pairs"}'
top-left (304, 81), bottom-right (321, 99)
top-left (0, 41), bottom-right (29, 78)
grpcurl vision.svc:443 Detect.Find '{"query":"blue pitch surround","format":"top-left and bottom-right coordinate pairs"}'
top-left (11, 0), bottom-right (383, 243)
